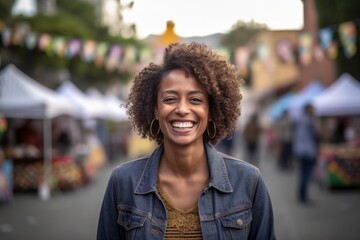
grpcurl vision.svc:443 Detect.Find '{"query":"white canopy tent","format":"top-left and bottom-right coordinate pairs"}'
top-left (86, 88), bottom-right (128, 122)
top-left (57, 81), bottom-right (104, 120)
top-left (0, 64), bottom-right (76, 200)
top-left (0, 64), bottom-right (74, 119)
top-left (288, 81), bottom-right (325, 120)
top-left (312, 73), bottom-right (360, 116)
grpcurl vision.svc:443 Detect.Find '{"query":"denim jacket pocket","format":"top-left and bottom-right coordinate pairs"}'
top-left (117, 208), bottom-right (147, 231)
top-left (219, 208), bottom-right (252, 239)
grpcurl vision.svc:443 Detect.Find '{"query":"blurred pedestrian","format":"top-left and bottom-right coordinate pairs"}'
top-left (16, 119), bottom-right (41, 150)
top-left (97, 42), bottom-right (276, 239)
top-left (293, 104), bottom-right (320, 203)
top-left (52, 123), bottom-right (72, 156)
top-left (243, 113), bottom-right (261, 166)
top-left (276, 110), bottom-right (294, 170)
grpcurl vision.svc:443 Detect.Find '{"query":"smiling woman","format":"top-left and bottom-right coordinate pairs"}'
top-left (97, 42), bottom-right (277, 240)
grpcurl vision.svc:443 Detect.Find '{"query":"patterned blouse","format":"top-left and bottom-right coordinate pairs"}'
top-left (158, 185), bottom-right (203, 239)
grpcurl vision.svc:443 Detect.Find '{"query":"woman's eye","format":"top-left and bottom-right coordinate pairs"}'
top-left (190, 98), bottom-right (202, 104)
top-left (163, 98), bottom-right (176, 103)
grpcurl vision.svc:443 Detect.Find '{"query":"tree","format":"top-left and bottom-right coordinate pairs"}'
top-left (221, 20), bottom-right (267, 51)
top-left (315, 0), bottom-right (360, 81)
top-left (0, 0), bottom-right (15, 22)
top-left (57, 0), bottom-right (98, 28)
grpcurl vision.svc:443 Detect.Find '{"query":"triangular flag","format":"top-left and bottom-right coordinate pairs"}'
top-left (339, 21), bottom-right (357, 58)
top-left (65, 39), bottom-right (82, 59)
top-left (298, 32), bottom-right (313, 66)
top-left (276, 39), bottom-right (295, 64)
top-left (25, 32), bottom-right (38, 50)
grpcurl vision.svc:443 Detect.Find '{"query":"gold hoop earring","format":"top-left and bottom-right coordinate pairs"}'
top-left (150, 119), bottom-right (160, 138)
top-left (207, 120), bottom-right (216, 139)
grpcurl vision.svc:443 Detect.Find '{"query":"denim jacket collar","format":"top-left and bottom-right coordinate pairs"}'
top-left (134, 142), bottom-right (233, 195)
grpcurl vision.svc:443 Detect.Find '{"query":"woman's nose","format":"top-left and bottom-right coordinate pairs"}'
top-left (175, 100), bottom-right (190, 115)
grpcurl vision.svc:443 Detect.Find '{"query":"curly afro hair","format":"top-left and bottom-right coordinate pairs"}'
top-left (126, 42), bottom-right (243, 145)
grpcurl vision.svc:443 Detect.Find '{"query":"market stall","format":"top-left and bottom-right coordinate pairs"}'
top-left (57, 81), bottom-right (109, 180)
top-left (0, 114), bottom-right (12, 201)
top-left (0, 64), bottom-right (81, 199)
top-left (312, 73), bottom-right (360, 188)
top-left (318, 144), bottom-right (360, 188)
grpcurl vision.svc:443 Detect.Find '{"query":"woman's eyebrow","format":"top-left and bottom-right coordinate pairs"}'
top-left (161, 90), bottom-right (205, 95)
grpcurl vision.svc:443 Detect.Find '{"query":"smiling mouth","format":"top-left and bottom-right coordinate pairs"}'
top-left (171, 121), bottom-right (195, 129)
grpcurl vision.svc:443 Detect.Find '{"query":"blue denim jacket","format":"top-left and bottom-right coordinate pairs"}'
top-left (97, 143), bottom-right (276, 239)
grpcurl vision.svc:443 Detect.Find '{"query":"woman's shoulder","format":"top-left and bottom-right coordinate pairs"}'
top-left (112, 155), bottom-right (150, 175)
top-left (220, 152), bottom-right (260, 175)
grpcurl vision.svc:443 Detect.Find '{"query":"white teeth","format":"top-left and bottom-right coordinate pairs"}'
top-left (171, 122), bottom-right (194, 128)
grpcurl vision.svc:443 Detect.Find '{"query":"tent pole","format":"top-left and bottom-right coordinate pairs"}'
top-left (39, 118), bottom-right (52, 201)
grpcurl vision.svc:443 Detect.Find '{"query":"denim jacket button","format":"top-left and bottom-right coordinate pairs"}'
top-left (236, 219), bottom-right (244, 226)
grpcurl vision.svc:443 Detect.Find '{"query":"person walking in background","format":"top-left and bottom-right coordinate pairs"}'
top-left (276, 110), bottom-right (294, 170)
top-left (243, 113), bottom-right (261, 166)
top-left (97, 42), bottom-right (276, 239)
top-left (293, 103), bottom-right (320, 204)
top-left (51, 123), bottom-right (72, 157)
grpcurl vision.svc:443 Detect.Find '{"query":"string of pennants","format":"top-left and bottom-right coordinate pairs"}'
top-left (0, 22), bottom-right (152, 73)
top-left (233, 19), bottom-right (359, 77)
top-left (1, 19), bottom-right (359, 74)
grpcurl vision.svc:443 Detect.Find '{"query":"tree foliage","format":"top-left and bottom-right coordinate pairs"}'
top-left (0, 0), bottom-right (15, 22)
top-left (221, 20), bottom-right (268, 51)
top-left (315, 0), bottom-right (360, 80)
top-left (57, 0), bottom-right (99, 30)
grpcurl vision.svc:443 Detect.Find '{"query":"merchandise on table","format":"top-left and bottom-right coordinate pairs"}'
top-left (319, 144), bottom-right (360, 188)
top-left (0, 160), bottom-right (13, 201)
top-left (13, 155), bottom-right (83, 191)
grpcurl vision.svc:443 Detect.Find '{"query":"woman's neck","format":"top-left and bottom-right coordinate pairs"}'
top-left (160, 140), bottom-right (208, 178)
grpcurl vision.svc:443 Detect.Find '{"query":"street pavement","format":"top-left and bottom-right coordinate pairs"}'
top-left (1, 138), bottom-right (360, 240)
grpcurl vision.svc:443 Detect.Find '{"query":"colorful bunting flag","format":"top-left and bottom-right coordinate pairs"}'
top-left (12, 23), bottom-right (30, 46)
top-left (105, 45), bottom-right (122, 72)
top-left (52, 36), bottom-right (67, 57)
top-left (318, 27), bottom-right (338, 59)
top-left (276, 39), bottom-right (295, 64)
top-left (216, 47), bottom-right (231, 60)
top-left (25, 32), bottom-right (38, 50)
top-left (234, 46), bottom-right (251, 77)
top-left (339, 21), bottom-right (357, 58)
top-left (327, 41), bottom-right (338, 59)
top-left (94, 42), bottom-right (109, 67)
top-left (82, 40), bottom-right (96, 63)
top-left (318, 27), bottom-right (333, 50)
top-left (298, 32), bottom-right (313, 66)
top-left (139, 47), bottom-right (152, 63)
top-left (1, 27), bottom-right (12, 47)
top-left (256, 42), bottom-right (270, 60)
top-left (65, 39), bottom-right (82, 59)
top-left (123, 46), bottom-right (137, 65)
top-left (38, 33), bottom-right (53, 56)
top-left (314, 45), bottom-right (325, 62)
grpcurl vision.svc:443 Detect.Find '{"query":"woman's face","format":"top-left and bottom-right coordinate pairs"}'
top-left (155, 69), bottom-right (209, 147)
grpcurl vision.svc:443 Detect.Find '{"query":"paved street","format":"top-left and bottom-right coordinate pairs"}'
top-left (0, 158), bottom-right (116, 240)
top-left (1, 139), bottom-right (360, 240)
top-left (262, 152), bottom-right (360, 240)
